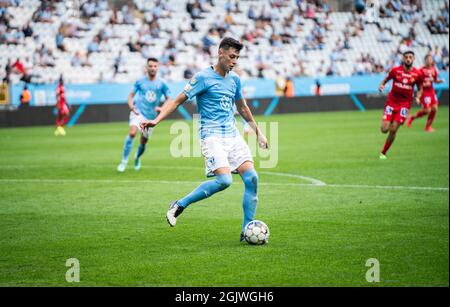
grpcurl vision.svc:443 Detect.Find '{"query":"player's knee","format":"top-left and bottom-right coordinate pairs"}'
top-left (216, 174), bottom-right (232, 190)
top-left (129, 132), bottom-right (137, 138)
top-left (381, 126), bottom-right (389, 134)
top-left (242, 169), bottom-right (258, 190)
top-left (390, 127), bottom-right (398, 134)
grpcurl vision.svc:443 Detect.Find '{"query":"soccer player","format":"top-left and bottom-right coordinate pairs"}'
top-left (140, 37), bottom-right (269, 241)
top-left (55, 76), bottom-right (69, 136)
top-left (117, 58), bottom-right (171, 172)
top-left (378, 50), bottom-right (423, 159)
top-left (406, 54), bottom-right (444, 132)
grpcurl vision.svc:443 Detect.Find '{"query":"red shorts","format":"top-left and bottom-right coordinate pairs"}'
top-left (421, 92), bottom-right (438, 109)
top-left (58, 104), bottom-right (69, 116)
top-left (382, 101), bottom-right (410, 124)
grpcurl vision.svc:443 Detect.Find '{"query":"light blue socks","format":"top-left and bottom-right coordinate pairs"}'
top-left (136, 143), bottom-right (146, 159)
top-left (241, 169), bottom-right (258, 230)
top-left (178, 174), bottom-right (233, 208)
top-left (122, 135), bottom-right (134, 162)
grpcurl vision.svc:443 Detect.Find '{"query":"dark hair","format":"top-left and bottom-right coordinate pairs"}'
top-left (219, 37), bottom-right (243, 52)
top-left (403, 50), bottom-right (415, 56)
top-left (147, 57), bottom-right (159, 63)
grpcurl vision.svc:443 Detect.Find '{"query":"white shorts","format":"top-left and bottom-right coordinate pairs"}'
top-left (129, 112), bottom-right (153, 139)
top-left (201, 135), bottom-right (253, 177)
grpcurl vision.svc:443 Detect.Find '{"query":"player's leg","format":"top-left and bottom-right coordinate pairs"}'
top-left (381, 120), bottom-right (401, 158)
top-left (178, 167), bottom-right (232, 208)
top-left (380, 120), bottom-right (392, 134)
top-left (407, 107), bottom-right (429, 128)
top-left (166, 137), bottom-right (233, 226)
top-left (59, 113), bottom-right (68, 136)
top-left (134, 129), bottom-right (151, 171)
top-left (237, 161), bottom-right (258, 241)
top-left (380, 119), bottom-right (393, 159)
top-left (425, 103), bottom-right (438, 132)
top-left (55, 113), bottom-right (61, 136)
top-left (228, 134), bottom-right (256, 241)
top-left (117, 125), bottom-right (137, 172)
top-left (166, 167), bottom-right (233, 227)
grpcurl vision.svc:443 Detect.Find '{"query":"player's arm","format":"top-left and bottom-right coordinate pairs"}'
top-left (236, 98), bottom-right (269, 149)
top-left (433, 68), bottom-right (445, 84)
top-left (140, 92), bottom-right (187, 129)
top-left (378, 70), bottom-right (393, 92)
top-left (157, 83), bottom-right (172, 113)
top-left (128, 91), bottom-right (139, 115)
top-left (415, 82), bottom-right (423, 105)
top-left (434, 74), bottom-right (445, 84)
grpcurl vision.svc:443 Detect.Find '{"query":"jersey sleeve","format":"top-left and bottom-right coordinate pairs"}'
top-left (386, 68), bottom-right (395, 81)
top-left (161, 81), bottom-right (171, 99)
top-left (183, 73), bottom-right (206, 100)
top-left (133, 79), bottom-right (140, 94)
top-left (234, 76), bottom-right (243, 101)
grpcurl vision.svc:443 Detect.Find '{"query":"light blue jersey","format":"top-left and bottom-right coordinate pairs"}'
top-left (133, 76), bottom-right (170, 120)
top-left (183, 66), bottom-right (243, 139)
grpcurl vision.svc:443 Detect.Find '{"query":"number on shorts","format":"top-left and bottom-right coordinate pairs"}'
top-left (384, 106), bottom-right (394, 115)
top-left (400, 107), bottom-right (409, 118)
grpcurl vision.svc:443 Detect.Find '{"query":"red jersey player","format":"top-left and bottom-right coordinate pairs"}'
top-left (55, 76), bottom-right (70, 136)
top-left (406, 54), bottom-right (444, 132)
top-left (378, 50), bottom-right (423, 159)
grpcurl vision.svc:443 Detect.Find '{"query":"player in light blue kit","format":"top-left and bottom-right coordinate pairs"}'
top-left (117, 58), bottom-right (171, 172)
top-left (140, 38), bottom-right (269, 241)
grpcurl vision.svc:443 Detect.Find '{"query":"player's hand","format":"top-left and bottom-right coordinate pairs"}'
top-left (257, 134), bottom-right (269, 149)
top-left (378, 84), bottom-right (385, 92)
top-left (415, 97), bottom-right (421, 105)
top-left (140, 120), bottom-right (157, 130)
top-left (155, 106), bottom-right (162, 113)
top-left (131, 107), bottom-right (139, 115)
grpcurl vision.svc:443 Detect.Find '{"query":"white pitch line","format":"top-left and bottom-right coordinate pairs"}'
top-left (0, 178), bottom-right (447, 192)
top-left (260, 171), bottom-right (327, 186)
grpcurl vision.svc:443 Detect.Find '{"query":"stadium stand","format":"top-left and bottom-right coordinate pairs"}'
top-left (0, 0), bottom-right (449, 85)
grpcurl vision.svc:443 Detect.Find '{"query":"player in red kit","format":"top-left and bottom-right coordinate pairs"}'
top-left (55, 76), bottom-right (70, 136)
top-left (406, 54), bottom-right (444, 132)
top-left (378, 51), bottom-right (423, 160)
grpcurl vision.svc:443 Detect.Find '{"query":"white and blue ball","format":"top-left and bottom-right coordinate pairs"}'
top-left (244, 220), bottom-right (270, 245)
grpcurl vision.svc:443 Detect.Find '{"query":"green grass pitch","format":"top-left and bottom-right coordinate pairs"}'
top-left (0, 107), bottom-right (448, 286)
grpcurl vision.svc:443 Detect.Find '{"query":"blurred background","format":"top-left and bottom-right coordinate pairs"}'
top-left (0, 0), bottom-right (449, 125)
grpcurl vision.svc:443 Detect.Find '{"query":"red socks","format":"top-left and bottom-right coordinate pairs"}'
top-left (411, 110), bottom-right (428, 120)
top-left (382, 141), bottom-right (392, 155)
top-left (426, 110), bottom-right (436, 129)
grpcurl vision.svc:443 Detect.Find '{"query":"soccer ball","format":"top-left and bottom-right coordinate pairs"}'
top-left (244, 220), bottom-right (270, 245)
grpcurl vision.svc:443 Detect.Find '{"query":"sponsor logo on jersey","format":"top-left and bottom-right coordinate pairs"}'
top-left (219, 95), bottom-right (233, 110)
top-left (145, 90), bottom-right (156, 102)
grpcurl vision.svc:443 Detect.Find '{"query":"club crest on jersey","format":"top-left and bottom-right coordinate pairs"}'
top-left (206, 156), bottom-right (216, 169)
top-left (219, 95), bottom-right (232, 110)
top-left (145, 90), bottom-right (156, 102)
top-left (190, 77), bottom-right (197, 85)
top-left (402, 78), bottom-right (408, 84)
